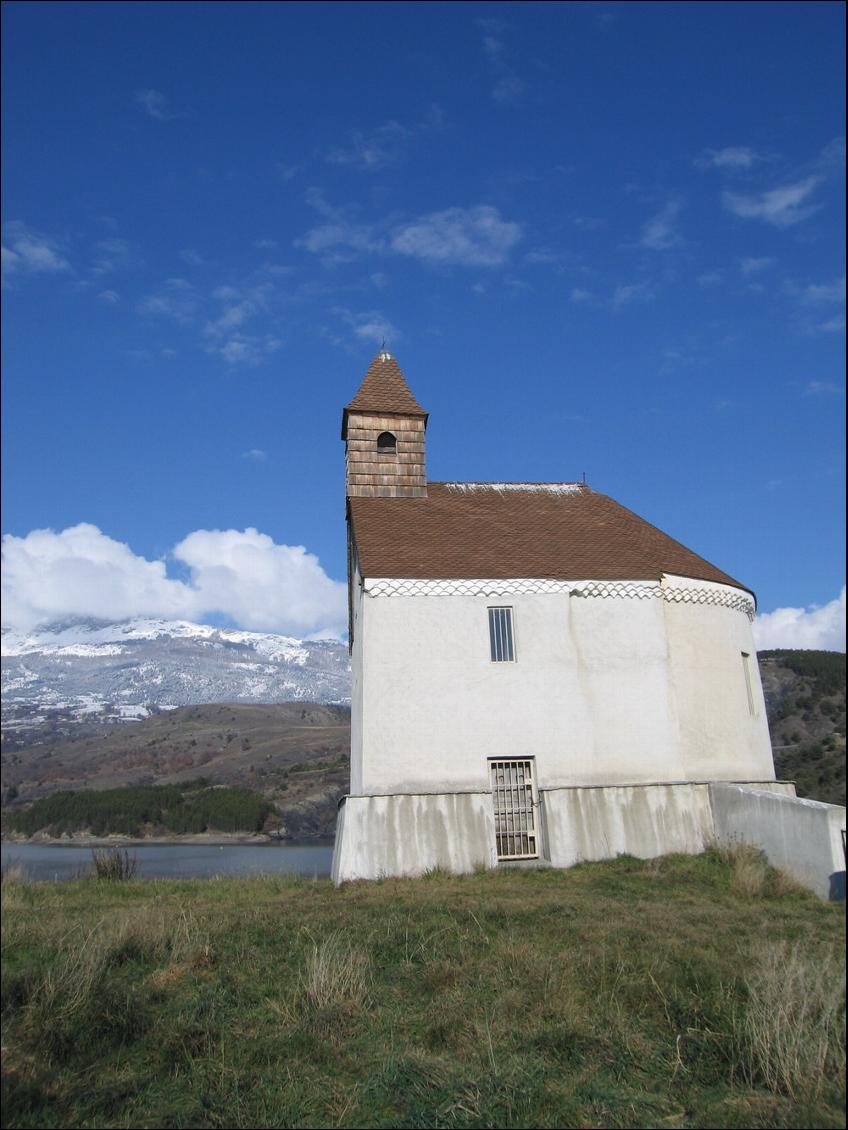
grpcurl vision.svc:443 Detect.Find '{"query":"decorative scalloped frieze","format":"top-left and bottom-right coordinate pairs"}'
top-left (362, 577), bottom-right (755, 619)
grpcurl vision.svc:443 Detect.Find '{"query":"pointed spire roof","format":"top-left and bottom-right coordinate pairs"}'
top-left (342, 350), bottom-right (428, 438)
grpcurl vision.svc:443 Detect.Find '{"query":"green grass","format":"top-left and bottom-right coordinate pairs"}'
top-left (1, 852), bottom-right (845, 1129)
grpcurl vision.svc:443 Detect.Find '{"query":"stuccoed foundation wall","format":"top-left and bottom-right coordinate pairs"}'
top-left (349, 574), bottom-right (774, 796)
top-left (331, 792), bottom-right (497, 884)
top-left (330, 780), bottom-right (795, 884)
top-left (711, 783), bottom-right (847, 900)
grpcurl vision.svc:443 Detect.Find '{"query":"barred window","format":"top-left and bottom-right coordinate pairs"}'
top-left (489, 758), bottom-right (538, 860)
top-left (488, 606), bottom-right (515, 662)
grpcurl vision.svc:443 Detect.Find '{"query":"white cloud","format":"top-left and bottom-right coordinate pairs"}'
top-left (739, 256), bottom-right (776, 275)
top-left (754, 586), bottom-right (846, 652)
top-left (241, 448), bottom-right (268, 462)
top-left (790, 275), bottom-right (846, 334)
top-left (327, 121), bottom-right (410, 171)
top-left (569, 287), bottom-right (594, 303)
top-left (722, 176), bottom-right (822, 227)
top-left (97, 289), bottom-right (120, 304)
top-left (391, 205), bottom-right (521, 266)
top-left (640, 200), bottom-right (683, 250)
top-left (813, 314), bottom-right (846, 333)
top-left (90, 237), bottom-right (130, 276)
top-left (612, 281), bottom-right (654, 309)
top-left (137, 278), bottom-right (199, 323)
top-left (297, 196), bottom-right (522, 269)
top-left (478, 19), bottom-right (525, 105)
top-left (1, 524), bottom-right (346, 638)
top-left (205, 299), bottom-right (257, 337)
top-left (804, 380), bottom-right (845, 396)
top-left (697, 269), bottom-right (724, 287)
top-left (133, 89), bottom-right (186, 121)
top-left (213, 334), bottom-right (282, 366)
top-left (799, 276), bottom-right (846, 305)
top-left (2, 221), bottom-right (71, 280)
top-left (695, 146), bottom-right (767, 170)
top-left (335, 307), bottom-right (400, 347)
top-left (296, 212), bottom-right (382, 258)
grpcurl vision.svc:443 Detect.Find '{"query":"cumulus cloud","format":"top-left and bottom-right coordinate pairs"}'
top-left (1, 524), bottom-right (347, 638)
top-left (753, 586), bottom-right (846, 652)
top-left (2, 221), bottom-right (71, 281)
top-left (722, 176), bottom-right (822, 227)
top-left (391, 205), bottom-right (521, 266)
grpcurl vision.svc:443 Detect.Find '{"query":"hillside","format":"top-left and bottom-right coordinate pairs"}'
top-left (2, 856), bottom-right (845, 1129)
top-left (2, 703), bottom-right (351, 838)
top-left (759, 650), bottom-right (846, 806)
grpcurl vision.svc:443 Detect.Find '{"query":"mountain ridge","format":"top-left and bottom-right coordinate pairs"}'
top-left (2, 616), bottom-right (351, 749)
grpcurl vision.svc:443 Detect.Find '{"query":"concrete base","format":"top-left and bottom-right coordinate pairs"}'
top-left (331, 792), bottom-right (497, 884)
top-left (711, 783), bottom-right (846, 900)
top-left (331, 780), bottom-right (799, 886)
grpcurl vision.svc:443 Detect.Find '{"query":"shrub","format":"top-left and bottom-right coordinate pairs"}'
top-left (91, 848), bottom-right (138, 881)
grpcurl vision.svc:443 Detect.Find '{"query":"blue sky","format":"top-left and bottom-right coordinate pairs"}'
top-left (2, 1), bottom-right (845, 645)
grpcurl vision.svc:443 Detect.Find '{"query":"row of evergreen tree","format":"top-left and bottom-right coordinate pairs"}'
top-left (8, 783), bottom-right (275, 837)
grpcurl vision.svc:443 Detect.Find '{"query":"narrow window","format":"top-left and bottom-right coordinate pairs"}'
top-left (741, 652), bottom-right (757, 716)
top-left (376, 431), bottom-right (397, 453)
top-left (489, 758), bottom-right (538, 860)
top-left (488, 606), bottom-right (515, 662)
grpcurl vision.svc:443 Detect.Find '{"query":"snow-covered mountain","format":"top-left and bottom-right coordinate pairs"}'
top-left (1, 617), bottom-right (350, 742)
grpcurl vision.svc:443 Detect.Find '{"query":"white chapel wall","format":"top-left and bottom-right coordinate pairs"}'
top-left (351, 578), bottom-right (775, 796)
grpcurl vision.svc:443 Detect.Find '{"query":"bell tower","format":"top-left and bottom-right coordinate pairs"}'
top-left (341, 349), bottom-right (428, 498)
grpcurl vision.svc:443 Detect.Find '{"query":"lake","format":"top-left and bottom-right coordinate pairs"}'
top-left (0, 840), bottom-right (334, 881)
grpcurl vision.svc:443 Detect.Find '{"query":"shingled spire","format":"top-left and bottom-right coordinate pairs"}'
top-left (343, 350), bottom-right (428, 498)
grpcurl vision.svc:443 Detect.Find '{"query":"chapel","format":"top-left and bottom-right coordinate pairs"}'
top-left (331, 350), bottom-right (789, 884)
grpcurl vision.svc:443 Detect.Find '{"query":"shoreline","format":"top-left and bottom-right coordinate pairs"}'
top-left (1, 833), bottom-right (334, 848)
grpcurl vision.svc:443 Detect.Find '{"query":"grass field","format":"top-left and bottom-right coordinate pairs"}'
top-left (1, 850), bottom-right (845, 1129)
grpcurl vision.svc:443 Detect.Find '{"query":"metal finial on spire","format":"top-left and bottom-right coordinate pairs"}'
top-left (379, 339), bottom-right (392, 361)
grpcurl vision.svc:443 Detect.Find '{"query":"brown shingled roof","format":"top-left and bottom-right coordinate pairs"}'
top-left (348, 482), bottom-right (750, 593)
top-left (341, 351), bottom-right (428, 438)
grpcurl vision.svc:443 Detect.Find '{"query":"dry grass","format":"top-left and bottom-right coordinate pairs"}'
top-left (735, 939), bottom-right (847, 1097)
top-left (714, 840), bottom-right (770, 896)
top-left (0, 859), bottom-right (27, 885)
top-left (301, 930), bottom-right (370, 1012)
top-left (22, 926), bottom-right (108, 1050)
